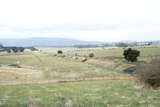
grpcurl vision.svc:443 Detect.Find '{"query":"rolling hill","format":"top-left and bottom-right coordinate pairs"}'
top-left (0, 37), bottom-right (103, 47)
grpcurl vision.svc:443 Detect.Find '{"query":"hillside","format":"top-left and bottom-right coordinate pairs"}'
top-left (0, 38), bottom-right (103, 47)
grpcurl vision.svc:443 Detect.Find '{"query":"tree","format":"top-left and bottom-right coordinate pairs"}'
top-left (123, 48), bottom-right (140, 62)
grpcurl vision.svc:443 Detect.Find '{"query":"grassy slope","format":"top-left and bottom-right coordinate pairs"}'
top-left (0, 47), bottom-right (160, 81)
top-left (0, 50), bottom-right (124, 81)
top-left (0, 80), bottom-right (160, 107)
top-left (0, 47), bottom-right (160, 82)
top-left (0, 47), bottom-right (160, 107)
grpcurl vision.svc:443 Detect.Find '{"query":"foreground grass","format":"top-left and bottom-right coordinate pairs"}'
top-left (0, 47), bottom-right (160, 107)
top-left (0, 80), bottom-right (160, 107)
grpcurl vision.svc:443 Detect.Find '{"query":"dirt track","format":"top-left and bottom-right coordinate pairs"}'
top-left (0, 76), bottom-right (136, 86)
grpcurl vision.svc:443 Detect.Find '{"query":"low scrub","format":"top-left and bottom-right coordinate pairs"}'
top-left (137, 58), bottom-right (160, 89)
top-left (57, 50), bottom-right (63, 54)
top-left (88, 53), bottom-right (94, 58)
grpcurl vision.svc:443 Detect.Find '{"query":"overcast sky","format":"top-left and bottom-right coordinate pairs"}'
top-left (0, 0), bottom-right (160, 42)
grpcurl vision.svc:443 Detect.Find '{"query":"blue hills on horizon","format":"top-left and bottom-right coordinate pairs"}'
top-left (0, 37), bottom-right (104, 47)
top-left (0, 37), bottom-right (159, 47)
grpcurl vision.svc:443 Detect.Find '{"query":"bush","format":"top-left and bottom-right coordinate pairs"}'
top-left (137, 58), bottom-right (160, 89)
top-left (88, 53), bottom-right (94, 58)
top-left (123, 48), bottom-right (140, 62)
top-left (19, 47), bottom-right (25, 52)
top-left (11, 47), bottom-right (19, 53)
top-left (57, 50), bottom-right (63, 54)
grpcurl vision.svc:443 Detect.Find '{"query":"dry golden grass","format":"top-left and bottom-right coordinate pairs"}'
top-left (0, 46), bottom-right (160, 85)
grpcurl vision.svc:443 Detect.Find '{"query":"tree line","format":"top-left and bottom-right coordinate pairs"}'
top-left (0, 44), bottom-right (38, 53)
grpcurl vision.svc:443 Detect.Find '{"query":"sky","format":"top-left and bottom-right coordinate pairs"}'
top-left (0, 0), bottom-right (160, 42)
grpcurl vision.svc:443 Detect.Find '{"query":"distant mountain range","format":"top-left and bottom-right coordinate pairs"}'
top-left (0, 38), bottom-right (103, 47)
top-left (0, 37), bottom-right (160, 47)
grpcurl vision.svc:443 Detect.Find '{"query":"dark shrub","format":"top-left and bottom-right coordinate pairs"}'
top-left (11, 47), bottom-right (19, 53)
top-left (88, 53), bottom-right (94, 58)
top-left (137, 59), bottom-right (160, 89)
top-left (123, 48), bottom-right (140, 62)
top-left (57, 50), bottom-right (63, 54)
top-left (19, 47), bottom-right (25, 52)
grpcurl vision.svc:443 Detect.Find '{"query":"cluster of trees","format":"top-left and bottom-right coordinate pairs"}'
top-left (116, 41), bottom-right (155, 47)
top-left (0, 44), bottom-right (38, 53)
top-left (116, 42), bottom-right (130, 47)
top-left (3, 47), bottom-right (25, 53)
top-left (73, 44), bottom-right (100, 48)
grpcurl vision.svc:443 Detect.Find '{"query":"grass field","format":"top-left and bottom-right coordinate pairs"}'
top-left (0, 80), bottom-right (160, 107)
top-left (0, 46), bottom-right (160, 107)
